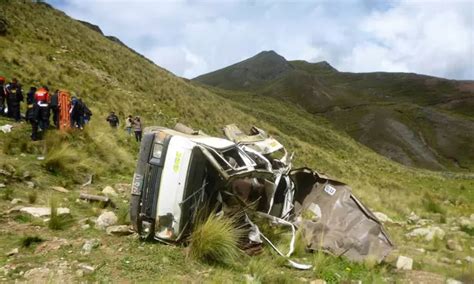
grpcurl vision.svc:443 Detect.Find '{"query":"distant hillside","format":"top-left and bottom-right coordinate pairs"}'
top-left (193, 51), bottom-right (474, 171)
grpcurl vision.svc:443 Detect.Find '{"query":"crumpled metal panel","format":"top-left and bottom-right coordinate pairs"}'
top-left (291, 168), bottom-right (393, 263)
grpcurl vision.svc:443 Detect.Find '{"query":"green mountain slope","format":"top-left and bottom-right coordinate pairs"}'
top-left (0, 2), bottom-right (473, 282)
top-left (193, 51), bottom-right (474, 171)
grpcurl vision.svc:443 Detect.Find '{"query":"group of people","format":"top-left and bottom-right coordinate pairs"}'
top-left (106, 112), bottom-right (143, 142)
top-left (1, 76), bottom-right (92, 140)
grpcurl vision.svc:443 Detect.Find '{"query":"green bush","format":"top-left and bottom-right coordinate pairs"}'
top-left (20, 235), bottom-right (44, 248)
top-left (48, 198), bottom-right (73, 230)
top-left (188, 214), bottom-right (242, 265)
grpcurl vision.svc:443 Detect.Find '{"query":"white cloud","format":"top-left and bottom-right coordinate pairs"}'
top-left (48, 0), bottom-right (473, 79)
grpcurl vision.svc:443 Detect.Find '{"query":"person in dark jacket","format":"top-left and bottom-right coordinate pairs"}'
top-left (106, 111), bottom-right (119, 128)
top-left (83, 102), bottom-right (92, 124)
top-left (5, 78), bottom-right (23, 121)
top-left (25, 86), bottom-right (37, 121)
top-left (69, 96), bottom-right (84, 129)
top-left (132, 116), bottom-right (142, 142)
top-left (0, 76), bottom-right (6, 116)
top-left (34, 88), bottom-right (50, 132)
top-left (49, 90), bottom-right (59, 128)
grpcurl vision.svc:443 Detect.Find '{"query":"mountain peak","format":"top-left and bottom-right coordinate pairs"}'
top-left (193, 50), bottom-right (293, 89)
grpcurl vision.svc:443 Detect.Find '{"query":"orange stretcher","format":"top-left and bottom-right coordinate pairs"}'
top-left (58, 90), bottom-right (71, 131)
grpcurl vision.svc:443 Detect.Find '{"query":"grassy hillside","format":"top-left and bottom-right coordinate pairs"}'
top-left (194, 51), bottom-right (474, 171)
top-left (0, 2), bottom-right (473, 282)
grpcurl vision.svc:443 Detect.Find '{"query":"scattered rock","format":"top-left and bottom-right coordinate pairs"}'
top-left (396, 255), bottom-right (413, 270)
top-left (440, 257), bottom-right (452, 264)
top-left (415, 248), bottom-right (425, 253)
top-left (0, 169), bottom-right (12, 177)
top-left (102, 186), bottom-right (118, 197)
top-left (455, 259), bottom-right (462, 265)
top-left (446, 239), bottom-right (463, 251)
top-left (0, 183), bottom-right (5, 188)
top-left (10, 198), bottom-right (22, 205)
top-left (81, 239), bottom-right (100, 255)
top-left (465, 256), bottom-right (473, 263)
top-left (24, 267), bottom-right (51, 281)
top-left (96, 211), bottom-right (117, 230)
top-left (374, 212), bottom-right (393, 223)
top-left (19, 207), bottom-right (70, 218)
top-left (25, 181), bottom-right (35, 188)
top-left (22, 171), bottom-right (32, 180)
top-left (5, 248), bottom-right (18, 257)
top-left (406, 226), bottom-right (445, 241)
top-left (35, 238), bottom-right (69, 254)
top-left (51, 186), bottom-right (69, 193)
top-left (407, 212), bottom-right (420, 224)
top-left (114, 183), bottom-right (130, 193)
top-left (310, 280), bottom-right (326, 284)
top-left (75, 269), bottom-right (84, 277)
top-left (106, 225), bottom-right (132, 236)
top-left (36, 156), bottom-right (45, 161)
top-left (460, 217), bottom-right (473, 230)
top-left (446, 278), bottom-right (462, 284)
top-left (81, 224), bottom-right (90, 230)
top-left (77, 263), bottom-right (95, 274)
top-left (6, 205), bottom-right (23, 214)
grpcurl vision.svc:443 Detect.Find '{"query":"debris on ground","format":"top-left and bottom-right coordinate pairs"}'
top-left (106, 225), bottom-right (132, 236)
top-left (51, 186), bottom-right (69, 193)
top-left (79, 193), bottom-right (115, 208)
top-left (128, 123), bottom-right (395, 268)
top-left (0, 124), bottom-right (13, 133)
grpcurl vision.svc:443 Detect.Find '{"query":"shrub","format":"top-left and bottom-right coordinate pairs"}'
top-left (422, 197), bottom-right (446, 215)
top-left (20, 235), bottom-right (44, 248)
top-left (48, 198), bottom-right (73, 230)
top-left (2, 187), bottom-right (13, 200)
top-left (188, 214), bottom-right (242, 265)
top-left (28, 190), bottom-right (38, 204)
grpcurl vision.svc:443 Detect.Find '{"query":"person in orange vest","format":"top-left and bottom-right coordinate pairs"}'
top-left (34, 87), bottom-right (50, 134)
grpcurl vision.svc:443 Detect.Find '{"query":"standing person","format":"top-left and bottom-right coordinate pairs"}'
top-left (25, 86), bottom-right (37, 122)
top-left (132, 116), bottom-right (142, 142)
top-left (69, 96), bottom-right (79, 128)
top-left (83, 101), bottom-right (92, 125)
top-left (0, 76), bottom-right (6, 116)
top-left (5, 78), bottom-right (23, 121)
top-left (125, 115), bottom-right (133, 135)
top-left (34, 87), bottom-right (50, 132)
top-left (106, 111), bottom-right (119, 128)
top-left (49, 90), bottom-right (59, 128)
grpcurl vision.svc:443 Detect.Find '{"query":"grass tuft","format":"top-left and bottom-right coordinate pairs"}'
top-left (48, 197), bottom-right (73, 230)
top-left (188, 214), bottom-right (243, 266)
top-left (27, 190), bottom-right (38, 204)
top-left (20, 235), bottom-right (44, 248)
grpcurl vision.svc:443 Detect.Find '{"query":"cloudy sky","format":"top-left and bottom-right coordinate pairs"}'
top-left (47, 0), bottom-right (473, 80)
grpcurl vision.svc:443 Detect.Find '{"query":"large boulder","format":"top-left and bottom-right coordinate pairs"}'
top-left (95, 211), bottom-right (117, 230)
